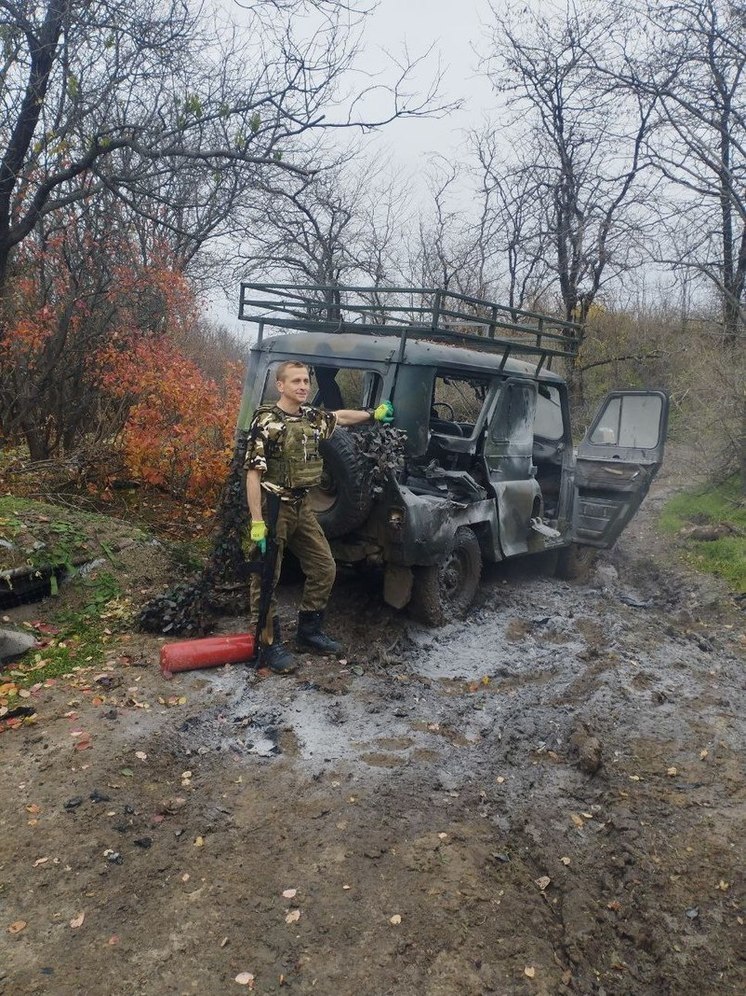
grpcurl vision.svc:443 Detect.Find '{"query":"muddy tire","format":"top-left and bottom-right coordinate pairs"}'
top-left (555, 543), bottom-right (598, 581)
top-left (311, 430), bottom-right (373, 539)
top-left (409, 527), bottom-right (482, 626)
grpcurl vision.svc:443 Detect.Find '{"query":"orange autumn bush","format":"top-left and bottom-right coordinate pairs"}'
top-left (1, 217), bottom-right (244, 503)
top-left (112, 343), bottom-right (243, 503)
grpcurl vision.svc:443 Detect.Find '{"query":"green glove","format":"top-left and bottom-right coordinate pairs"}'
top-left (250, 520), bottom-right (268, 555)
top-left (374, 400), bottom-right (394, 424)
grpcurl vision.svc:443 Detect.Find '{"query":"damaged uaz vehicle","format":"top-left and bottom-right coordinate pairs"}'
top-left (237, 284), bottom-right (668, 625)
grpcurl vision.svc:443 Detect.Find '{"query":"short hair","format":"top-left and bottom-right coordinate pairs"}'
top-left (276, 360), bottom-right (309, 383)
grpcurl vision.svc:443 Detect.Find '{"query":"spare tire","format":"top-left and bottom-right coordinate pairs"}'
top-left (310, 429), bottom-right (374, 539)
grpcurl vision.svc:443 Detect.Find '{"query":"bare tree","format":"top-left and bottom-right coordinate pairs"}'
top-left (409, 157), bottom-right (483, 296)
top-left (237, 149), bottom-right (410, 308)
top-left (615, 0), bottom-right (746, 343)
top-left (481, 2), bottom-right (656, 345)
top-left (590, 0), bottom-right (746, 490)
top-left (0, 0), bottom-right (449, 308)
top-left (471, 128), bottom-right (552, 315)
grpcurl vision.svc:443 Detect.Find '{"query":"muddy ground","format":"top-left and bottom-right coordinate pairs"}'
top-left (1, 457), bottom-right (744, 996)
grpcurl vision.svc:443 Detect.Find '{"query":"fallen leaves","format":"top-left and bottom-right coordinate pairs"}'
top-left (134, 751), bottom-right (147, 761)
top-left (282, 888), bottom-right (297, 899)
top-left (158, 695), bottom-right (187, 707)
top-left (389, 914), bottom-right (402, 925)
top-left (234, 972), bottom-right (255, 988)
top-left (524, 966), bottom-right (536, 978)
top-left (285, 909), bottom-right (301, 924)
top-left (69, 911), bottom-right (85, 929)
top-left (534, 876), bottom-right (551, 892)
top-left (8, 920), bottom-right (27, 934)
top-left (467, 675), bottom-right (490, 692)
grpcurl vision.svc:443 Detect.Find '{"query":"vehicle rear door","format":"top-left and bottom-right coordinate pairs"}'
top-left (572, 390), bottom-right (669, 548)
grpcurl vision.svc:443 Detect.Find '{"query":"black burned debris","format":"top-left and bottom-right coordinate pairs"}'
top-left (351, 424), bottom-right (407, 495)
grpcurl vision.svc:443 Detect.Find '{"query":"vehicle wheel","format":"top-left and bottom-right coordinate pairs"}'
top-left (311, 429), bottom-right (374, 539)
top-left (555, 543), bottom-right (598, 581)
top-left (409, 527), bottom-right (482, 626)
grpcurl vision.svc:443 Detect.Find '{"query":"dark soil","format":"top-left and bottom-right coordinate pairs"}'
top-left (1, 450), bottom-right (744, 995)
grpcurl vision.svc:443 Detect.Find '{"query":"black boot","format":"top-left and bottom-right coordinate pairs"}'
top-left (296, 610), bottom-right (342, 655)
top-left (259, 617), bottom-right (297, 674)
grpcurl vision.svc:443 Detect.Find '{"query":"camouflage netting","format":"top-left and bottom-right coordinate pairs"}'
top-left (350, 424), bottom-right (407, 493)
top-left (137, 434), bottom-right (251, 637)
top-left (137, 424), bottom-right (408, 637)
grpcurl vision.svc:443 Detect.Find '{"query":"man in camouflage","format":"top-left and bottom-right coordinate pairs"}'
top-left (245, 360), bottom-right (394, 674)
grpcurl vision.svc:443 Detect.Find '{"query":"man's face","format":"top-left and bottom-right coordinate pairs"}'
top-left (277, 367), bottom-right (310, 406)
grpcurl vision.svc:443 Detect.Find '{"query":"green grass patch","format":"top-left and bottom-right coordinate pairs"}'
top-left (7, 571), bottom-right (129, 687)
top-left (660, 477), bottom-right (746, 592)
top-left (0, 495), bottom-right (148, 574)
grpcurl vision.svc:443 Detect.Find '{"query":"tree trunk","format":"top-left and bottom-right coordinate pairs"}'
top-left (24, 424), bottom-right (51, 462)
top-left (738, 390), bottom-right (746, 498)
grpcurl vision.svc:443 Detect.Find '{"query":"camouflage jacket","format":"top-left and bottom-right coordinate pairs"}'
top-left (245, 404), bottom-right (337, 499)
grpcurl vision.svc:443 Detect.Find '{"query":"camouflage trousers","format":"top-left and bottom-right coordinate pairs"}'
top-left (249, 493), bottom-right (336, 625)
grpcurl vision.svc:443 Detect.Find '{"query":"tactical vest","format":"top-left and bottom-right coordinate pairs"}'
top-left (260, 405), bottom-right (325, 489)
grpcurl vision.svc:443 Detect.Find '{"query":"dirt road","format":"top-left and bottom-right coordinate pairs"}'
top-left (1, 469), bottom-right (744, 995)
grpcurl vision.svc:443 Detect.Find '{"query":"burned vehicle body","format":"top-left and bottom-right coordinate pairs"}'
top-left (237, 285), bottom-right (668, 624)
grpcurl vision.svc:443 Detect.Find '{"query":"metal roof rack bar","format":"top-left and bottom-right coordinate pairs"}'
top-left (238, 283), bottom-right (580, 363)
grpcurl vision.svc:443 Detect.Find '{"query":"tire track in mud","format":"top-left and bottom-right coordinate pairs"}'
top-left (395, 553), bottom-right (745, 994)
top-left (151, 546), bottom-right (742, 994)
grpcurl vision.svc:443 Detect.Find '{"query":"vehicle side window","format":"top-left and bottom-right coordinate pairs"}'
top-left (590, 394), bottom-right (663, 448)
top-left (431, 373), bottom-right (490, 436)
top-left (534, 385), bottom-right (564, 441)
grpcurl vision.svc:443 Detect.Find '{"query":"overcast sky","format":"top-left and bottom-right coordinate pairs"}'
top-left (215, 0), bottom-right (501, 330)
top-left (359, 0), bottom-right (496, 165)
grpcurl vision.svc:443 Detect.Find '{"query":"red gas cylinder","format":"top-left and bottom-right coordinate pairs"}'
top-left (160, 633), bottom-right (256, 680)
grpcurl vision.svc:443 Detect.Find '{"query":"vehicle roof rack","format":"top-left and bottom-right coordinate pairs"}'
top-left (238, 282), bottom-right (580, 373)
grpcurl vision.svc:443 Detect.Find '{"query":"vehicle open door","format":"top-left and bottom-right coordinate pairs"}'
top-left (484, 378), bottom-right (541, 557)
top-left (572, 390), bottom-right (669, 548)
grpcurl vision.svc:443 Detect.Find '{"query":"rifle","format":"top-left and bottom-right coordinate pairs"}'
top-left (254, 490), bottom-right (281, 657)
